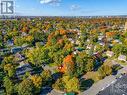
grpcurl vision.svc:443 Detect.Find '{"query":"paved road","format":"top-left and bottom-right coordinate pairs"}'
top-left (81, 60), bottom-right (127, 95)
top-left (40, 87), bottom-right (64, 95)
top-left (81, 75), bottom-right (117, 95)
top-left (47, 90), bottom-right (64, 95)
top-left (97, 75), bottom-right (127, 95)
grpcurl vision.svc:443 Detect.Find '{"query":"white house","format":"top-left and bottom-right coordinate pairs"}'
top-left (68, 38), bottom-right (75, 44)
top-left (106, 51), bottom-right (114, 57)
top-left (86, 39), bottom-right (90, 42)
top-left (86, 44), bottom-right (93, 50)
top-left (118, 55), bottom-right (126, 61)
top-left (99, 42), bottom-right (105, 46)
top-left (76, 40), bottom-right (80, 45)
top-left (98, 36), bottom-right (104, 41)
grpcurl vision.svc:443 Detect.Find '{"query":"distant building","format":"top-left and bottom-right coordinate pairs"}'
top-left (125, 22), bottom-right (127, 31)
top-left (14, 53), bottom-right (25, 62)
top-left (118, 55), bottom-right (126, 61)
top-left (98, 35), bottom-right (104, 41)
top-left (106, 51), bottom-right (114, 57)
top-left (86, 44), bottom-right (93, 50)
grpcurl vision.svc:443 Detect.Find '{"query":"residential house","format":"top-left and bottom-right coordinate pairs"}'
top-left (86, 39), bottom-right (90, 42)
top-left (11, 47), bottom-right (22, 54)
top-left (21, 32), bottom-right (28, 37)
top-left (6, 40), bottom-right (14, 47)
top-left (98, 35), bottom-right (104, 41)
top-left (0, 48), bottom-right (11, 55)
top-left (99, 42), bottom-right (105, 46)
top-left (14, 53), bottom-right (25, 62)
top-left (118, 55), bottom-right (126, 61)
top-left (86, 44), bottom-right (93, 50)
top-left (106, 51), bottom-right (114, 57)
top-left (16, 62), bottom-right (33, 77)
top-left (68, 38), bottom-right (75, 44)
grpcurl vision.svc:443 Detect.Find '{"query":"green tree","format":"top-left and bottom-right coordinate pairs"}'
top-left (86, 58), bottom-right (94, 72)
top-left (53, 76), bottom-right (79, 93)
top-left (63, 76), bottom-right (79, 93)
top-left (41, 70), bottom-right (52, 81)
top-left (26, 47), bottom-right (50, 66)
top-left (18, 79), bottom-right (34, 95)
top-left (112, 44), bottom-right (127, 56)
top-left (98, 65), bottom-right (112, 78)
top-left (4, 77), bottom-right (15, 95)
top-left (4, 64), bottom-right (15, 77)
top-left (75, 55), bottom-right (86, 76)
top-left (30, 75), bottom-right (42, 93)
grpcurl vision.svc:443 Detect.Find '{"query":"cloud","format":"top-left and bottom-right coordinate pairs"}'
top-left (40, 0), bottom-right (61, 6)
top-left (70, 5), bottom-right (80, 11)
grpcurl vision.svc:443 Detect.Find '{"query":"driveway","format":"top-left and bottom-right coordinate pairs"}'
top-left (81, 60), bottom-right (127, 95)
top-left (40, 87), bottom-right (64, 95)
top-left (47, 89), bottom-right (64, 95)
top-left (81, 75), bottom-right (117, 95)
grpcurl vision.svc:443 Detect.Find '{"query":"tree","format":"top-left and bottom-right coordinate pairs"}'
top-left (41, 70), bottom-right (52, 81)
top-left (41, 70), bottom-right (52, 86)
top-left (30, 31), bottom-right (46, 42)
top-left (2, 55), bottom-right (14, 65)
top-left (14, 37), bottom-right (24, 46)
top-left (75, 55), bottom-right (86, 76)
top-left (4, 64), bottom-right (15, 77)
top-left (98, 65), bottom-right (112, 78)
top-left (62, 55), bottom-right (75, 76)
top-left (86, 58), bottom-right (94, 72)
top-left (30, 75), bottom-right (42, 93)
top-left (18, 79), bottom-right (34, 95)
top-left (52, 78), bottom-right (65, 91)
top-left (3, 77), bottom-right (15, 95)
top-left (63, 76), bottom-right (79, 93)
top-left (53, 76), bottom-right (79, 93)
top-left (112, 44), bottom-right (127, 56)
top-left (14, 35), bottom-right (33, 46)
top-left (26, 47), bottom-right (50, 66)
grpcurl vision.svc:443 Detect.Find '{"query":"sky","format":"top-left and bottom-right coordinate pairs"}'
top-left (14, 0), bottom-right (127, 16)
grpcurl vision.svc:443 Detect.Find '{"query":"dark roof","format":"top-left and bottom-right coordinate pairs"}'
top-left (16, 64), bottom-right (33, 76)
top-left (97, 75), bottom-right (127, 95)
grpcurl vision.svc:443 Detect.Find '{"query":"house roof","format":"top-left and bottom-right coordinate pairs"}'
top-left (106, 51), bottom-right (114, 57)
top-left (16, 63), bottom-right (33, 76)
top-left (118, 55), bottom-right (126, 61)
top-left (97, 75), bottom-right (127, 95)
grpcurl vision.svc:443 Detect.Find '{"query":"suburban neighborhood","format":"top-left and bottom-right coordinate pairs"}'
top-left (1, 16), bottom-right (127, 95)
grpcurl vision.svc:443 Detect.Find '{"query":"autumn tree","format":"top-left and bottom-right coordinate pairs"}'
top-left (62, 55), bottom-right (75, 76)
top-left (98, 65), bottom-right (112, 78)
top-left (30, 75), bottom-right (42, 93)
top-left (40, 70), bottom-right (53, 86)
top-left (18, 79), bottom-right (34, 95)
top-left (4, 64), bottom-right (15, 77)
top-left (85, 58), bottom-right (95, 72)
top-left (4, 77), bottom-right (15, 95)
top-left (26, 47), bottom-right (50, 66)
top-left (53, 75), bottom-right (79, 93)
